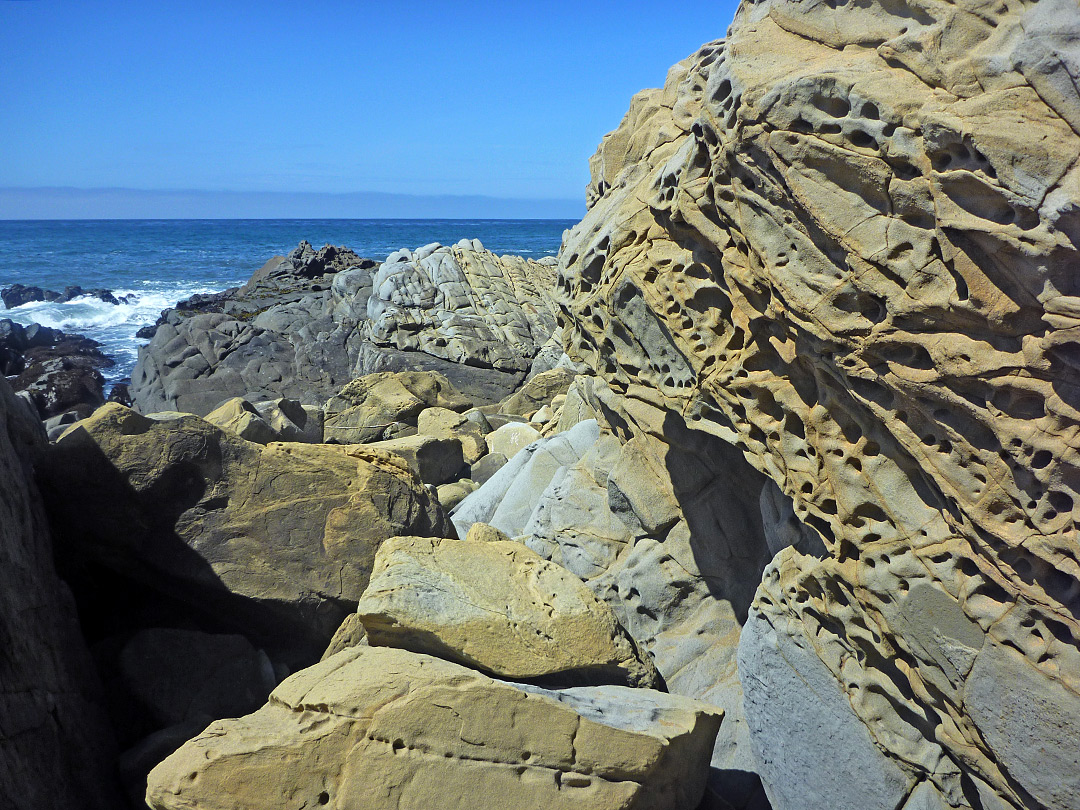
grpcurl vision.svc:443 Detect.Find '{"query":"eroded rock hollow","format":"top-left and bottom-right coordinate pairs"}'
top-left (557, 1), bottom-right (1080, 808)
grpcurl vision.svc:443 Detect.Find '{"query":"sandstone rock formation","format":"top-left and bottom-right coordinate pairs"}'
top-left (38, 403), bottom-right (449, 663)
top-left (450, 392), bottom-right (776, 807)
top-left (146, 645), bottom-right (722, 810)
top-left (323, 370), bottom-right (471, 444)
top-left (132, 240), bottom-right (560, 414)
top-left (556, 1), bottom-right (1080, 808)
top-left (0, 376), bottom-right (121, 809)
top-left (356, 535), bottom-right (661, 687)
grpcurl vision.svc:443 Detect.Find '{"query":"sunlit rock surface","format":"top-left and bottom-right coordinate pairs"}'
top-left (557, 1), bottom-right (1080, 808)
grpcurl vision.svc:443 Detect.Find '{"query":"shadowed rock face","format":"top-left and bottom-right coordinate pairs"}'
top-left (38, 404), bottom-right (451, 665)
top-left (0, 377), bottom-right (121, 809)
top-left (557, 1), bottom-right (1080, 809)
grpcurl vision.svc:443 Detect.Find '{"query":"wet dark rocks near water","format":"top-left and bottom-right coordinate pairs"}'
top-left (1, 283), bottom-right (136, 309)
top-left (1, 318), bottom-right (113, 419)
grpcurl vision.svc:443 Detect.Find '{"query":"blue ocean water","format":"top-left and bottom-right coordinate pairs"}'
top-left (0, 219), bottom-right (575, 382)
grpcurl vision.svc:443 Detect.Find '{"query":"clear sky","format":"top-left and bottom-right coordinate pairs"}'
top-left (0, 0), bottom-right (739, 217)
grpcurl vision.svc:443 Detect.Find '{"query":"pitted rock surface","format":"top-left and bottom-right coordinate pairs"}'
top-left (132, 240), bottom-right (559, 414)
top-left (558, 2), bottom-right (1080, 809)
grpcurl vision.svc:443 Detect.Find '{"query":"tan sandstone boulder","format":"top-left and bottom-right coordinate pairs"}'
top-left (356, 535), bottom-right (661, 688)
top-left (417, 405), bottom-right (488, 463)
top-left (365, 433), bottom-right (465, 486)
top-left (323, 370), bottom-right (472, 444)
top-left (145, 645), bottom-right (721, 810)
top-left (38, 403), bottom-right (450, 663)
top-left (203, 396), bottom-right (279, 444)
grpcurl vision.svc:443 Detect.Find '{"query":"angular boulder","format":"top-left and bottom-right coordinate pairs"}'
top-left (356, 535), bottom-right (661, 688)
top-left (365, 434), bottom-right (465, 486)
top-left (38, 403), bottom-right (450, 663)
top-left (146, 645), bottom-right (722, 810)
top-left (417, 405), bottom-right (488, 463)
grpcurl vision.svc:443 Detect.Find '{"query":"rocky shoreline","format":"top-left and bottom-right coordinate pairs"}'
top-left (4, 2), bottom-right (1080, 810)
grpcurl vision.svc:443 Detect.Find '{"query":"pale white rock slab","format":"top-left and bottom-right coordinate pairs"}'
top-left (738, 609), bottom-right (910, 810)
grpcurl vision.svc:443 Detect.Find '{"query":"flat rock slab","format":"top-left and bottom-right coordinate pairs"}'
top-left (146, 645), bottom-right (722, 810)
top-left (356, 535), bottom-right (660, 687)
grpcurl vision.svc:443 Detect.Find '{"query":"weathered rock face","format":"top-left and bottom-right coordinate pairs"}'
top-left (38, 404), bottom-right (450, 663)
top-left (0, 376), bottom-right (121, 809)
top-left (558, 2), bottom-right (1080, 809)
top-left (356, 535), bottom-right (661, 687)
top-left (1, 318), bottom-right (113, 419)
top-left (323, 370), bottom-right (472, 444)
top-left (132, 240), bottom-right (560, 415)
top-left (146, 645), bottom-right (722, 810)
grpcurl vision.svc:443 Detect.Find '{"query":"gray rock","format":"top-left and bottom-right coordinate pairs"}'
top-left (965, 641), bottom-right (1080, 810)
top-left (520, 432), bottom-right (637, 580)
top-left (132, 242), bottom-right (560, 414)
top-left (738, 606), bottom-right (909, 810)
top-left (451, 419), bottom-right (600, 539)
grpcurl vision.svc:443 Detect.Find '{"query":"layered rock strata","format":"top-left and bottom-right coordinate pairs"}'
top-left (145, 645), bottom-right (722, 810)
top-left (132, 240), bottom-right (560, 414)
top-left (556, 2), bottom-right (1080, 809)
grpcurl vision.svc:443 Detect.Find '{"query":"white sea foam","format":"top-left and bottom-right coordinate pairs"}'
top-left (1, 288), bottom-right (213, 329)
top-left (0, 284), bottom-right (224, 383)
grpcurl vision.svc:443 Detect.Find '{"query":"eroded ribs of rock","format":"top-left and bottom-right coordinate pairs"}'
top-left (558, 1), bottom-right (1080, 808)
top-left (132, 241), bottom-right (560, 415)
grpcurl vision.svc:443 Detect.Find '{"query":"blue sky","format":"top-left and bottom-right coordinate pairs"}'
top-left (0, 1), bottom-right (738, 217)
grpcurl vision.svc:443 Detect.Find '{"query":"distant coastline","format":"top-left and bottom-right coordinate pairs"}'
top-left (0, 187), bottom-right (585, 221)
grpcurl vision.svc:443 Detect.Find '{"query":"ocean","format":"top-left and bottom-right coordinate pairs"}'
top-left (0, 219), bottom-right (575, 384)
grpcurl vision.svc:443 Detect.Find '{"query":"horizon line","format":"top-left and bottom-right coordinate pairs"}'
top-left (0, 186), bottom-right (586, 221)
top-left (0, 185), bottom-right (582, 202)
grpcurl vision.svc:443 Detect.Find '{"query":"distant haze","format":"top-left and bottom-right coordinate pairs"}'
top-left (0, 188), bottom-right (584, 221)
top-left (0, 0), bottom-right (740, 219)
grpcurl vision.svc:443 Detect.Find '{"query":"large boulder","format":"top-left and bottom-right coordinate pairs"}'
top-left (356, 535), bottom-right (661, 688)
top-left (557, 1), bottom-right (1080, 808)
top-left (146, 645), bottom-right (722, 810)
top-left (0, 376), bottom-right (121, 809)
top-left (38, 403), bottom-right (450, 664)
top-left (132, 241), bottom-right (560, 414)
